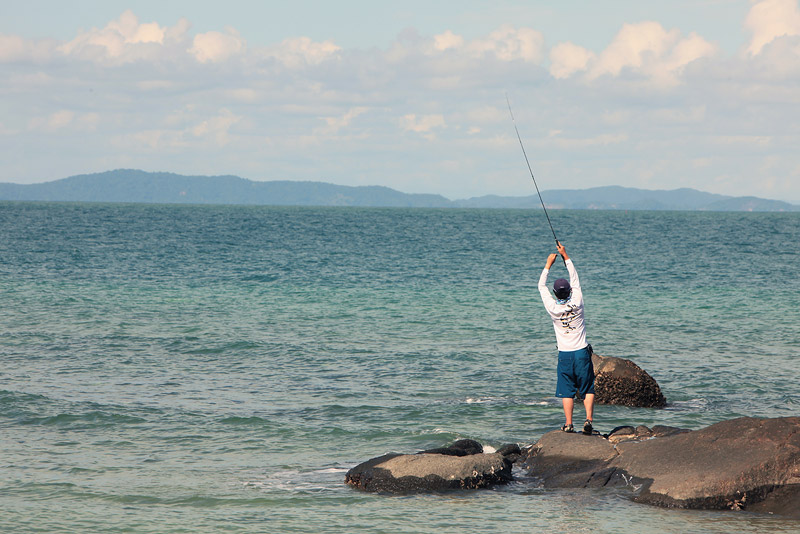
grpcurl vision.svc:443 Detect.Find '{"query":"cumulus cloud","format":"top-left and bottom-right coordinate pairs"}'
top-left (548, 21), bottom-right (717, 85)
top-left (5, 8), bottom-right (800, 201)
top-left (190, 28), bottom-right (246, 63)
top-left (428, 25), bottom-right (545, 63)
top-left (433, 30), bottom-right (464, 52)
top-left (549, 42), bottom-right (595, 79)
top-left (263, 37), bottom-right (341, 68)
top-left (467, 25), bottom-right (544, 62)
top-left (57, 10), bottom-right (188, 63)
top-left (591, 22), bottom-right (717, 82)
top-left (745, 0), bottom-right (800, 55)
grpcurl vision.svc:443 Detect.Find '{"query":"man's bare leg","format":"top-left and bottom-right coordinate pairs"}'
top-left (562, 397), bottom-right (574, 427)
top-left (583, 394), bottom-right (595, 430)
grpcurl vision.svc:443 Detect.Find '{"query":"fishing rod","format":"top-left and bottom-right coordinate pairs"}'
top-left (505, 93), bottom-right (565, 264)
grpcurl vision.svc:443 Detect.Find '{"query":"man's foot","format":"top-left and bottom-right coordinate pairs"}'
top-left (561, 423), bottom-right (574, 433)
top-left (582, 419), bottom-right (593, 435)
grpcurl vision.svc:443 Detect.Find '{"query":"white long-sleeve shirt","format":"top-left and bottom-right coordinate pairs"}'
top-left (538, 259), bottom-right (588, 352)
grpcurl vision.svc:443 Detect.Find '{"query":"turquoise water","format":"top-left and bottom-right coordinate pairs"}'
top-left (1, 203), bottom-right (799, 533)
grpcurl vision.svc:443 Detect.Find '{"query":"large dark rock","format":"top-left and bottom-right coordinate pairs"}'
top-left (522, 416), bottom-right (800, 517)
top-left (346, 439), bottom-right (516, 493)
top-left (592, 353), bottom-right (666, 407)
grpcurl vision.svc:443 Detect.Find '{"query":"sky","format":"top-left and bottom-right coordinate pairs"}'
top-left (3, 0), bottom-right (800, 202)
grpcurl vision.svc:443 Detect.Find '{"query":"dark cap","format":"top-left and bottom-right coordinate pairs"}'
top-left (553, 278), bottom-right (571, 300)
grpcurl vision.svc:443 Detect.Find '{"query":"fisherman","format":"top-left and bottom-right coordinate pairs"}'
top-left (538, 241), bottom-right (595, 435)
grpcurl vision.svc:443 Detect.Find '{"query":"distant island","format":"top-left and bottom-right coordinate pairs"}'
top-left (1, 169), bottom-right (798, 212)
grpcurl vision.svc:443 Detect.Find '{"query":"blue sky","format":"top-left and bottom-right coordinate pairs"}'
top-left (3, 1), bottom-right (800, 202)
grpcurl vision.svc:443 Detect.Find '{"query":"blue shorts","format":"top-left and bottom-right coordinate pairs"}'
top-left (556, 346), bottom-right (595, 398)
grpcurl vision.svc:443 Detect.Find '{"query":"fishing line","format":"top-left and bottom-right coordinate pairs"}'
top-left (505, 93), bottom-right (563, 257)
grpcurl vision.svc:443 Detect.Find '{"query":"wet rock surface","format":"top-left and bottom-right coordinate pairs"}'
top-left (522, 416), bottom-right (800, 517)
top-left (347, 418), bottom-right (800, 518)
top-left (345, 439), bottom-right (517, 493)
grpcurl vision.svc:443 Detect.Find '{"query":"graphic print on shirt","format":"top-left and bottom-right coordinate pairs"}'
top-left (559, 304), bottom-right (580, 334)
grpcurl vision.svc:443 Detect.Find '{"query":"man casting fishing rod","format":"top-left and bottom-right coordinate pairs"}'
top-left (505, 94), bottom-right (595, 433)
top-left (538, 241), bottom-right (595, 435)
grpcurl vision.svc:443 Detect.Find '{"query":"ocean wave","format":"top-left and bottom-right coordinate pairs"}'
top-left (242, 466), bottom-right (350, 495)
top-left (218, 415), bottom-right (272, 427)
top-left (21, 411), bottom-right (146, 428)
top-left (664, 398), bottom-right (710, 411)
top-left (465, 396), bottom-right (501, 404)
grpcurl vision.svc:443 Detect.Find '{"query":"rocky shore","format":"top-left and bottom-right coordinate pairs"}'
top-left (522, 416), bottom-right (800, 517)
top-left (346, 417), bottom-right (800, 518)
top-left (345, 355), bottom-right (800, 518)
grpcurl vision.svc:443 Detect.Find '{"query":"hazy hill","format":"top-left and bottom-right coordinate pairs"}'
top-left (1, 170), bottom-right (797, 212)
top-left (0, 170), bottom-right (449, 208)
top-left (453, 186), bottom-right (762, 211)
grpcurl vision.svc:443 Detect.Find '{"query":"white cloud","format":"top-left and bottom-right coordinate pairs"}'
top-left (190, 28), bottom-right (246, 63)
top-left (119, 109), bottom-right (243, 152)
top-left (712, 135), bottom-right (772, 147)
top-left (5, 8), bottom-right (800, 201)
top-left (433, 30), bottom-right (464, 52)
top-left (401, 114), bottom-right (446, 140)
top-left (549, 42), bottom-right (595, 79)
top-left (462, 106), bottom-right (505, 124)
top-left (0, 34), bottom-right (54, 62)
top-left (745, 0), bottom-right (800, 55)
top-left (593, 22), bottom-right (717, 82)
top-left (430, 26), bottom-right (544, 62)
top-left (649, 106), bottom-right (706, 124)
top-left (471, 26), bottom-right (544, 62)
top-left (26, 110), bottom-right (100, 133)
top-left (314, 107), bottom-right (368, 136)
top-left (0, 34), bottom-right (28, 62)
top-left (137, 80), bottom-right (176, 91)
top-left (550, 133), bottom-right (629, 149)
top-left (548, 21), bottom-right (717, 86)
top-left (591, 22), bottom-right (676, 77)
top-left (57, 10), bottom-right (185, 63)
top-left (226, 88), bottom-right (260, 102)
top-left (264, 37), bottom-right (341, 68)
top-left (662, 32), bottom-right (718, 74)
top-left (191, 109), bottom-right (242, 146)
top-left (29, 110), bottom-right (74, 132)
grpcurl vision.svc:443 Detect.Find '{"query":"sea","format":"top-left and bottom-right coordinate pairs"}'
top-left (1, 202), bottom-right (798, 534)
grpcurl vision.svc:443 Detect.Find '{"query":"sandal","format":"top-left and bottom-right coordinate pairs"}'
top-left (561, 423), bottom-right (575, 433)
top-left (582, 419), bottom-right (593, 435)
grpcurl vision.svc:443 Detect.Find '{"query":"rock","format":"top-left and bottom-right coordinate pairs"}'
top-left (606, 425), bottom-right (637, 443)
top-left (496, 443), bottom-right (522, 464)
top-left (591, 353), bottom-right (667, 408)
top-left (522, 416), bottom-right (800, 518)
top-left (419, 438), bottom-right (484, 456)
top-left (521, 429), bottom-right (619, 488)
top-left (614, 417), bottom-right (800, 514)
top-left (651, 425), bottom-right (690, 438)
top-left (346, 440), bottom-right (515, 493)
top-left (606, 424), bottom-right (690, 444)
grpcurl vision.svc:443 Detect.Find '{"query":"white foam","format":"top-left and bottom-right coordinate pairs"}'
top-left (665, 398), bottom-right (709, 411)
top-left (315, 467), bottom-right (348, 474)
top-left (465, 396), bottom-right (504, 404)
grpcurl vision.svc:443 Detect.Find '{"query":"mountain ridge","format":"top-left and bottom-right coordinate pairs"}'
top-left (1, 169), bottom-right (797, 212)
